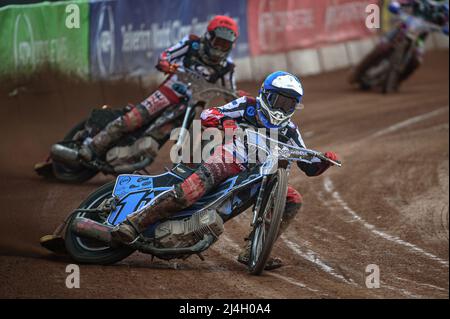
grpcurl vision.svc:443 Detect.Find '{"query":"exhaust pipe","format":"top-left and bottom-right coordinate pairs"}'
top-left (70, 217), bottom-right (113, 244)
top-left (71, 217), bottom-right (216, 257)
top-left (50, 144), bottom-right (79, 165)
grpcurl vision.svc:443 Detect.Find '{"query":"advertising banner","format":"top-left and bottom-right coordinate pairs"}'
top-left (89, 0), bottom-right (249, 79)
top-left (0, 1), bottom-right (90, 76)
top-left (247, 0), bottom-right (376, 55)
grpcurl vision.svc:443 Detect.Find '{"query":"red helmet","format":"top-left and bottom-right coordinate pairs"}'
top-left (207, 15), bottom-right (239, 37)
top-left (202, 16), bottom-right (239, 64)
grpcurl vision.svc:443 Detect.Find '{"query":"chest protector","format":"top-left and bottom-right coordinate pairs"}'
top-left (182, 36), bottom-right (235, 85)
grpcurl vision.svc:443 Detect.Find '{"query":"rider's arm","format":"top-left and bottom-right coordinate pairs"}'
top-left (297, 157), bottom-right (335, 177)
top-left (200, 96), bottom-right (248, 127)
top-left (218, 57), bottom-right (239, 103)
top-left (156, 35), bottom-right (192, 72)
top-left (223, 57), bottom-right (237, 91)
top-left (287, 123), bottom-right (336, 177)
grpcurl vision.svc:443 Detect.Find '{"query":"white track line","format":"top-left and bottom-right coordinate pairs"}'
top-left (324, 177), bottom-right (449, 268)
top-left (281, 236), bottom-right (356, 285)
top-left (382, 283), bottom-right (422, 299)
top-left (266, 272), bottom-right (320, 293)
top-left (369, 106), bottom-right (448, 138)
top-left (394, 276), bottom-right (448, 293)
top-left (226, 199), bottom-right (356, 286)
top-left (219, 234), bottom-right (320, 294)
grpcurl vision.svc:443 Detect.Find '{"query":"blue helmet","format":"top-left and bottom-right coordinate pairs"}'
top-left (257, 71), bottom-right (304, 128)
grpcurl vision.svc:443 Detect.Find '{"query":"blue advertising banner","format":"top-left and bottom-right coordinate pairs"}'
top-left (89, 0), bottom-right (248, 79)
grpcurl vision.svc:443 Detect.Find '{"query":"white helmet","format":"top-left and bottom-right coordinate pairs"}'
top-left (257, 71), bottom-right (304, 128)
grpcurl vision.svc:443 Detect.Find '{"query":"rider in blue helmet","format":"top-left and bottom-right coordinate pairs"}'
top-left (256, 71), bottom-right (304, 129)
top-left (110, 71), bottom-right (338, 271)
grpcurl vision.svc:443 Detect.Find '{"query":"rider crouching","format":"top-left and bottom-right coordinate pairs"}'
top-left (79, 15), bottom-right (241, 162)
top-left (110, 71), bottom-right (339, 270)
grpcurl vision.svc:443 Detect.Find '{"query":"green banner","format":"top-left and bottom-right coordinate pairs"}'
top-left (0, 1), bottom-right (89, 76)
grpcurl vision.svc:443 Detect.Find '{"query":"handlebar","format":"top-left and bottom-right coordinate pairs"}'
top-left (244, 129), bottom-right (342, 167)
top-left (172, 66), bottom-right (239, 103)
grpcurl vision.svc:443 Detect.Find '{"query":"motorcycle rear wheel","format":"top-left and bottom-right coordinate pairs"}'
top-left (248, 168), bottom-right (288, 275)
top-left (52, 120), bottom-right (98, 183)
top-left (65, 181), bottom-right (134, 264)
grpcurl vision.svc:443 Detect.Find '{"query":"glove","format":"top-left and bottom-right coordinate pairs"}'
top-left (157, 59), bottom-right (178, 74)
top-left (237, 89), bottom-right (252, 97)
top-left (324, 151), bottom-right (339, 165)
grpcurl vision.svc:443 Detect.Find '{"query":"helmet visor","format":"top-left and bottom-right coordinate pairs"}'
top-left (210, 36), bottom-right (233, 52)
top-left (265, 92), bottom-right (298, 114)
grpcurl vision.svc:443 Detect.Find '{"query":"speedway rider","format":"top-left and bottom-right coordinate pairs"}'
top-left (110, 71), bottom-right (340, 270)
top-left (79, 15), bottom-right (242, 163)
top-left (349, 0), bottom-right (449, 84)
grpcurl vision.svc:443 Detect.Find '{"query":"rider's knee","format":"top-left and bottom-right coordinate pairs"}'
top-left (178, 172), bottom-right (208, 206)
top-left (104, 116), bottom-right (129, 136)
top-left (122, 105), bottom-right (149, 132)
top-left (158, 84), bottom-right (182, 104)
top-left (284, 187), bottom-right (303, 220)
top-left (286, 186), bottom-right (303, 205)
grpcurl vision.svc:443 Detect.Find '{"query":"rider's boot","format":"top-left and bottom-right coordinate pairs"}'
top-left (237, 202), bottom-right (302, 270)
top-left (79, 102), bottom-right (153, 162)
top-left (110, 188), bottom-right (186, 245)
top-left (79, 116), bottom-right (128, 161)
top-left (39, 214), bottom-right (74, 254)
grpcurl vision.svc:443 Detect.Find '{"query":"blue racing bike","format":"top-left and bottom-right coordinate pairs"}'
top-left (41, 130), bottom-right (341, 275)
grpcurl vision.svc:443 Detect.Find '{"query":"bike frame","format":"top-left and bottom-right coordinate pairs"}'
top-left (70, 129), bottom-right (341, 261)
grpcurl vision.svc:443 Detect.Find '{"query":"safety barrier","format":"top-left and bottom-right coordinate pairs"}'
top-left (0, 0), bottom-right (448, 84)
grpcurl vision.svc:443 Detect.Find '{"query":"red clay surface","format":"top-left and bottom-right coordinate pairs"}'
top-left (0, 51), bottom-right (448, 298)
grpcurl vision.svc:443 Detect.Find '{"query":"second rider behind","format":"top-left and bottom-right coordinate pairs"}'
top-left (79, 15), bottom-right (240, 163)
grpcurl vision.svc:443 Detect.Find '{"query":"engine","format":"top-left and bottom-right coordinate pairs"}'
top-left (154, 210), bottom-right (224, 248)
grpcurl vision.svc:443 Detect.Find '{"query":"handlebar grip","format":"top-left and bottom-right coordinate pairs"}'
top-left (317, 153), bottom-right (342, 167)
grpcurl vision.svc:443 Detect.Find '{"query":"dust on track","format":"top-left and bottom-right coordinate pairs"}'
top-left (0, 51), bottom-right (448, 298)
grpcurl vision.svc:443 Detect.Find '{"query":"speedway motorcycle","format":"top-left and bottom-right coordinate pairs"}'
top-left (34, 67), bottom-right (238, 183)
top-left (40, 130), bottom-right (341, 275)
top-left (351, 11), bottom-right (447, 93)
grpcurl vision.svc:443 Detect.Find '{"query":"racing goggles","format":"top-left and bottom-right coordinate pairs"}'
top-left (209, 27), bottom-right (236, 52)
top-left (263, 91), bottom-right (299, 115)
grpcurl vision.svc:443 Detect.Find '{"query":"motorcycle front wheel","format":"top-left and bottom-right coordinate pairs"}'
top-left (248, 168), bottom-right (288, 275)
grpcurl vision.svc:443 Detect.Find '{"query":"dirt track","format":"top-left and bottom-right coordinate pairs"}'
top-left (0, 51), bottom-right (448, 299)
